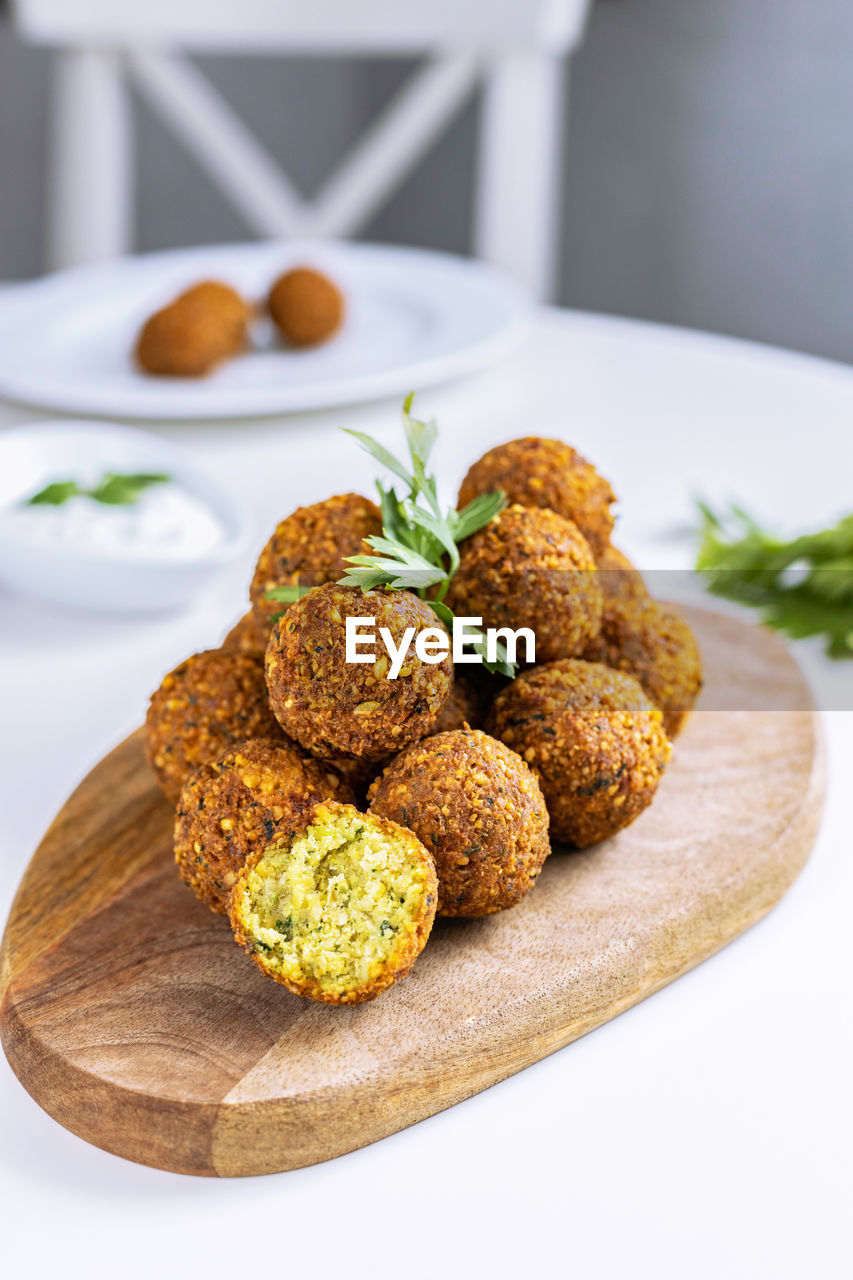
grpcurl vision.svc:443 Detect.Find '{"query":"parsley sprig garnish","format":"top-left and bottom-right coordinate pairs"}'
top-left (268, 394), bottom-right (515, 675)
top-left (26, 472), bottom-right (171, 507)
top-left (696, 501), bottom-right (853, 659)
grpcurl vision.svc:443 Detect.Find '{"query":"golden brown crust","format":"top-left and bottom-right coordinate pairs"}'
top-left (249, 493), bottom-right (382, 629)
top-left (432, 676), bottom-right (483, 734)
top-left (445, 504), bottom-right (603, 664)
top-left (145, 649), bottom-right (283, 802)
top-left (229, 801), bottom-right (438, 1004)
top-left (457, 437), bottom-right (616, 557)
top-left (581, 597), bottom-right (703, 737)
top-left (597, 543), bottom-right (648, 607)
top-left (368, 728), bottom-right (550, 917)
top-left (135, 279), bottom-right (250, 377)
top-left (174, 738), bottom-right (354, 914)
top-left (268, 267), bottom-right (344, 347)
top-left (265, 583), bottom-right (453, 760)
top-left (487, 660), bottom-right (671, 848)
top-left (221, 610), bottom-right (271, 655)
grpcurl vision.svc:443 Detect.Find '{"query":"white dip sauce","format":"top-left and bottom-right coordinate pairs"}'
top-left (0, 482), bottom-right (226, 561)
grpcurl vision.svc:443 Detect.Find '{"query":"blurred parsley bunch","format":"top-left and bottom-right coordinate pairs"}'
top-left (696, 502), bottom-right (853, 659)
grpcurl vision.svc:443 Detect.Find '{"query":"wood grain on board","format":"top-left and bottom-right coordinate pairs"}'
top-left (0, 607), bottom-right (825, 1177)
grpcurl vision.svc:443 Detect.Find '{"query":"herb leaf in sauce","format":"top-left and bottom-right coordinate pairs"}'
top-left (26, 471), bottom-right (171, 508)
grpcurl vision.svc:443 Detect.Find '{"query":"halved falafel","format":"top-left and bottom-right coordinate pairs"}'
top-left (581, 597), bottom-right (702, 737)
top-left (368, 728), bottom-right (550, 917)
top-left (229, 801), bottom-right (437, 1004)
top-left (249, 493), bottom-right (382, 629)
top-left (265, 582), bottom-right (453, 761)
top-left (487, 659), bottom-right (671, 848)
top-left (145, 649), bottom-right (283, 802)
top-left (268, 267), bottom-right (344, 347)
top-left (174, 738), bottom-right (354, 913)
top-left (458, 437), bottom-right (615, 557)
top-left (445, 504), bottom-right (603, 664)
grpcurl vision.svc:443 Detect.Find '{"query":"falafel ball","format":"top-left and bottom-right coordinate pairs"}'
top-left (221, 609), bottom-right (271, 655)
top-left (265, 583), bottom-right (453, 761)
top-left (432, 675), bottom-right (483, 734)
top-left (368, 728), bottom-right (550, 917)
top-left (135, 278), bottom-right (250, 377)
top-left (581, 597), bottom-right (702, 737)
top-left (175, 738), bottom-right (354, 914)
top-left (268, 266), bottom-right (344, 347)
top-left (487, 660), bottom-right (671, 848)
top-left (445, 504), bottom-right (603, 664)
top-left (250, 493), bottom-right (382, 629)
top-left (458, 437), bottom-right (615, 557)
top-left (229, 801), bottom-right (437, 1004)
top-left (146, 649), bottom-right (283, 802)
top-left (597, 543), bottom-right (648, 607)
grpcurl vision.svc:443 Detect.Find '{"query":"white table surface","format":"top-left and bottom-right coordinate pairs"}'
top-left (0, 308), bottom-right (851, 1279)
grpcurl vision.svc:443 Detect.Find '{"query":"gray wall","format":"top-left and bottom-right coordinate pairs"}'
top-left (1, 0), bottom-right (852, 362)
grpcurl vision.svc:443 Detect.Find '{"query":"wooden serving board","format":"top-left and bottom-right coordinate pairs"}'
top-left (0, 607), bottom-right (824, 1177)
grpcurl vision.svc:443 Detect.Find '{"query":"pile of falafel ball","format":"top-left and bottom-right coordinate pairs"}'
top-left (145, 436), bottom-right (702, 1006)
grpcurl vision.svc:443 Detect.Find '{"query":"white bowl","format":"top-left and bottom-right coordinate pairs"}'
top-left (0, 420), bottom-right (250, 613)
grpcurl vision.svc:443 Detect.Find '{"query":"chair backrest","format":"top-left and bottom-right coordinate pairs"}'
top-left (13, 0), bottom-right (592, 299)
top-left (14, 1), bottom-right (589, 54)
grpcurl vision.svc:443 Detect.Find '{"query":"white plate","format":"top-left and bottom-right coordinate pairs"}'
top-left (0, 242), bottom-right (531, 421)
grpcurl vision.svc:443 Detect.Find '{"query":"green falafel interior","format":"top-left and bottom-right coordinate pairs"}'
top-left (230, 803), bottom-right (437, 1003)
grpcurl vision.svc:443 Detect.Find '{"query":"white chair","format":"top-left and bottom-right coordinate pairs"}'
top-left (11, 1), bottom-right (592, 300)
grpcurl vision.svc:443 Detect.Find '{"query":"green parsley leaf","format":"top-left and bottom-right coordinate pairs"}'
top-left (696, 501), bottom-right (853, 659)
top-left (26, 480), bottom-right (83, 506)
top-left (266, 584), bottom-right (315, 604)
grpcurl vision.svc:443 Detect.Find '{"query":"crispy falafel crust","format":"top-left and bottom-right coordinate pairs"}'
top-left (268, 267), bottom-right (344, 347)
top-left (458, 437), bottom-right (616, 557)
top-left (145, 649), bottom-right (283, 803)
top-left (229, 801), bottom-right (438, 1004)
top-left (368, 728), bottom-right (550, 917)
top-left (487, 659), bottom-right (671, 848)
top-left (597, 543), bottom-right (648, 606)
top-left (265, 583), bottom-right (453, 760)
top-left (446, 504), bottom-right (603, 664)
top-left (432, 675), bottom-right (483, 734)
top-left (249, 493), bottom-right (382, 629)
top-left (582, 597), bottom-right (703, 737)
top-left (221, 609), bottom-right (271, 655)
top-left (174, 738), bottom-right (354, 914)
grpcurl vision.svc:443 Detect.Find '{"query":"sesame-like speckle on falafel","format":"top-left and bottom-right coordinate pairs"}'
top-left (249, 493), bottom-right (382, 629)
top-left (229, 801), bottom-right (437, 1004)
top-left (268, 267), bottom-right (344, 347)
top-left (135, 279), bottom-right (250, 377)
top-left (368, 728), bottom-right (550, 917)
top-left (145, 649), bottom-right (283, 802)
top-left (175, 738), bottom-right (354, 914)
top-left (581, 597), bottom-right (703, 737)
top-left (221, 609), bottom-right (271, 655)
top-left (445, 504), bottom-right (603, 664)
top-left (487, 659), bottom-right (671, 848)
top-left (597, 543), bottom-right (648, 607)
top-left (265, 583), bottom-right (453, 760)
top-left (458, 437), bottom-right (616, 557)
